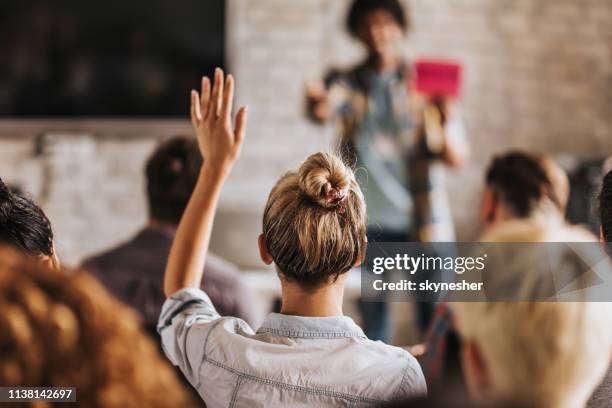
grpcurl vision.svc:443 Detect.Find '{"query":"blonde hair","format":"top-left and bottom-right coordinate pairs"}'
top-left (0, 247), bottom-right (191, 407)
top-left (262, 152), bottom-right (367, 288)
top-left (453, 224), bottom-right (612, 407)
top-left (536, 154), bottom-right (569, 213)
top-left (452, 301), bottom-right (612, 407)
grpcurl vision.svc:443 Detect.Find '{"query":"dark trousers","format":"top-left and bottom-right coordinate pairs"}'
top-left (358, 229), bottom-right (436, 342)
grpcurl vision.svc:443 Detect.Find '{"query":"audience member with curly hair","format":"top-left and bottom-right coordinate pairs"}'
top-left (0, 246), bottom-right (194, 407)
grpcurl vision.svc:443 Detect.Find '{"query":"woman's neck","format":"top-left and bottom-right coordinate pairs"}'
top-left (279, 277), bottom-right (346, 317)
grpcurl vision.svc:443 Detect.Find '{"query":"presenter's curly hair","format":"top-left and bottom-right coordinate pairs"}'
top-left (0, 247), bottom-right (191, 408)
top-left (346, 0), bottom-right (410, 36)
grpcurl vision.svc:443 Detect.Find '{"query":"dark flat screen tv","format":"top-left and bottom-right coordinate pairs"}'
top-left (0, 0), bottom-right (225, 118)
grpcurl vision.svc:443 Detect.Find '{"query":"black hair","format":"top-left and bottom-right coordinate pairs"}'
top-left (0, 179), bottom-right (54, 257)
top-left (145, 136), bottom-right (202, 225)
top-left (346, 0), bottom-right (409, 37)
top-left (599, 169), bottom-right (612, 243)
top-left (485, 152), bottom-right (559, 218)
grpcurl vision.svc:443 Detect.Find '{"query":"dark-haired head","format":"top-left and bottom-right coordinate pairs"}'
top-left (599, 169), bottom-right (612, 244)
top-left (482, 152), bottom-right (568, 226)
top-left (347, 0), bottom-right (409, 56)
top-left (347, 0), bottom-right (409, 36)
top-left (146, 136), bottom-right (202, 226)
top-left (0, 179), bottom-right (55, 260)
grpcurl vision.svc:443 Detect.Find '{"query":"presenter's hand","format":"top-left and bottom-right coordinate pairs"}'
top-left (191, 68), bottom-right (247, 178)
top-left (430, 95), bottom-right (454, 126)
top-left (305, 79), bottom-right (331, 123)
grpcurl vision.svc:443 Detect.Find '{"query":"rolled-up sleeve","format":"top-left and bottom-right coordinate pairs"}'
top-left (157, 288), bottom-right (221, 385)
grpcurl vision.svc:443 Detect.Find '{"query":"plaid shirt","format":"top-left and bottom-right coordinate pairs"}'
top-left (325, 61), bottom-right (460, 241)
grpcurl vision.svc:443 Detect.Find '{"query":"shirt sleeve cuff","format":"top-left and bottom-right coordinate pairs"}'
top-left (157, 287), bottom-right (218, 333)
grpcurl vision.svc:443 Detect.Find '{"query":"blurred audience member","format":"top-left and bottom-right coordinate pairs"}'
top-left (480, 152), bottom-right (569, 236)
top-left (0, 246), bottom-right (192, 407)
top-left (159, 70), bottom-right (426, 407)
top-left (422, 152), bottom-right (573, 388)
top-left (599, 169), bottom-right (612, 245)
top-left (0, 178), bottom-right (58, 268)
top-left (588, 169), bottom-right (612, 408)
top-left (450, 224), bottom-right (612, 408)
top-left (83, 136), bottom-right (261, 332)
top-left (306, 0), bottom-right (469, 342)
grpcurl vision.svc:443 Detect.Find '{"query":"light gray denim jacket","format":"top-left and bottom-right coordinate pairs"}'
top-left (158, 288), bottom-right (427, 408)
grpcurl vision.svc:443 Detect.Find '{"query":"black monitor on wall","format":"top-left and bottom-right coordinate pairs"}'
top-left (0, 0), bottom-right (225, 118)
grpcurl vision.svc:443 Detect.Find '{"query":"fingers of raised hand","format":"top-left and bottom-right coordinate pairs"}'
top-left (209, 68), bottom-right (224, 120)
top-left (200, 76), bottom-right (211, 121)
top-left (234, 106), bottom-right (248, 145)
top-left (221, 74), bottom-right (234, 126)
top-left (190, 90), bottom-right (202, 128)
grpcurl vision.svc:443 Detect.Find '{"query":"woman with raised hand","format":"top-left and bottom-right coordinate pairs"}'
top-left (159, 69), bottom-right (426, 407)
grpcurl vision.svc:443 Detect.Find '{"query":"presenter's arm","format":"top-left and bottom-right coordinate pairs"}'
top-left (163, 68), bottom-right (247, 297)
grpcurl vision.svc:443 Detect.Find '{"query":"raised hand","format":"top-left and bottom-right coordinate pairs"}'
top-left (164, 69), bottom-right (247, 296)
top-left (191, 68), bottom-right (247, 177)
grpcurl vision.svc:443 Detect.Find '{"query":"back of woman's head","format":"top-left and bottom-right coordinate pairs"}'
top-left (599, 169), bottom-right (612, 243)
top-left (0, 247), bottom-right (190, 407)
top-left (262, 152), bottom-right (367, 289)
top-left (485, 152), bottom-right (568, 218)
top-left (0, 178), bottom-right (54, 257)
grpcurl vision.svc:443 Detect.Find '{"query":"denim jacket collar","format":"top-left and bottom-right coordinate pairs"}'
top-left (257, 313), bottom-right (367, 339)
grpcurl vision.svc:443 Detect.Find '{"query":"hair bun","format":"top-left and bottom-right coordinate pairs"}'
top-left (298, 152), bottom-right (352, 210)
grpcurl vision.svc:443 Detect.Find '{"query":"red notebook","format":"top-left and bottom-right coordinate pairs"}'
top-left (414, 60), bottom-right (463, 98)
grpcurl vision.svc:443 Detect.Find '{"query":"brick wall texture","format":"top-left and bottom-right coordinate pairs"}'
top-left (1, 0), bottom-right (612, 266)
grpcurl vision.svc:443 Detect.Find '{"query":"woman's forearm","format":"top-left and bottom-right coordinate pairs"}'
top-left (163, 166), bottom-right (226, 297)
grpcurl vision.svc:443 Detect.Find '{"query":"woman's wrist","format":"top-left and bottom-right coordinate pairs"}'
top-left (200, 162), bottom-right (232, 183)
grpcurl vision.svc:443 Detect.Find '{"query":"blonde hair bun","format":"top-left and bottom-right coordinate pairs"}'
top-left (263, 151), bottom-right (367, 289)
top-left (298, 152), bottom-right (352, 210)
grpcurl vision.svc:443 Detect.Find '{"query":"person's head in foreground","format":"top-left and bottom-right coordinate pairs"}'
top-left (599, 169), bottom-right (612, 244)
top-left (450, 224), bottom-right (612, 408)
top-left (451, 300), bottom-right (612, 408)
top-left (146, 136), bottom-right (202, 228)
top-left (0, 178), bottom-right (58, 269)
top-left (481, 151), bottom-right (569, 232)
top-left (0, 246), bottom-right (191, 407)
top-left (259, 151), bottom-right (367, 311)
top-left (347, 0), bottom-right (409, 60)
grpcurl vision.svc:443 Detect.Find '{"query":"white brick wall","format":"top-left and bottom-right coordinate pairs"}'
top-left (1, 0), bottom-right (612, 267)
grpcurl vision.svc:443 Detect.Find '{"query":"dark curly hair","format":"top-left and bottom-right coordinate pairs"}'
top-left (346, 0), bottom-right (409, 37)
top-left (146, 136), bottom-right (203, 225)
top-left (599, 170), bottom-right (612, 243)
top-left (0, 178), bottom-right (54, 257)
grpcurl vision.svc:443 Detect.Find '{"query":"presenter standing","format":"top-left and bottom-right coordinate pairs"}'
top-left (305, 0), bottom-right (468, 341)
